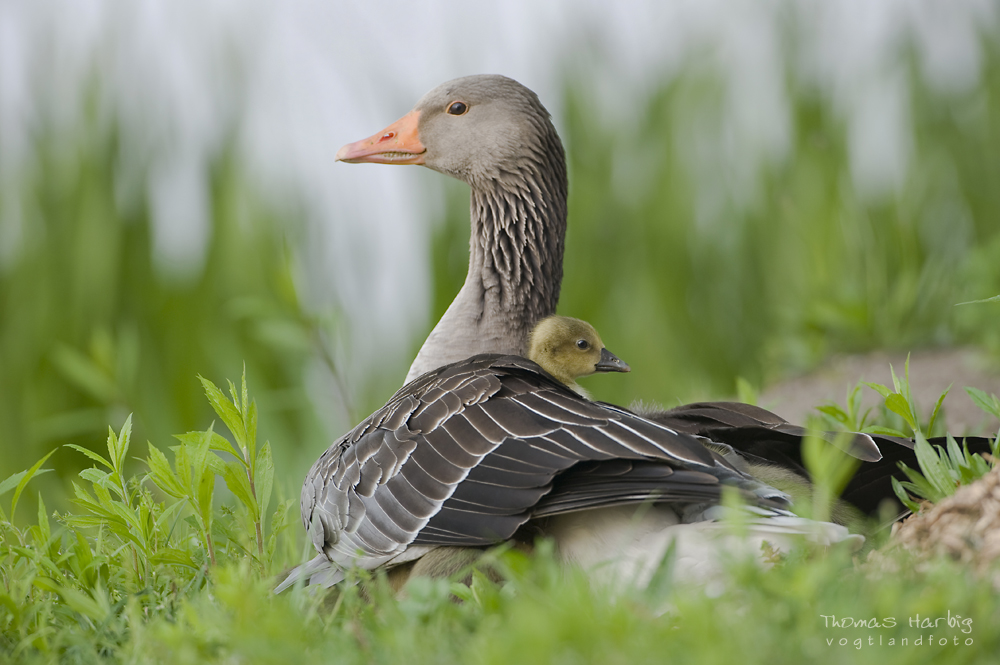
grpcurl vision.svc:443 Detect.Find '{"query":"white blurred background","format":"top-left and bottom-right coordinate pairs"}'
top-left (2, 0), bottom-right (992, 382)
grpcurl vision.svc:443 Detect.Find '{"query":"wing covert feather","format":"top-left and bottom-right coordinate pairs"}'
top-left (297, 354), bottom-right (779, 580)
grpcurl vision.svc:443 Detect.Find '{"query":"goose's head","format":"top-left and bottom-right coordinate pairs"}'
top-left (527, 315), bottom-right (630, 396)
top-left (336, 74), bottom-right (562, 185)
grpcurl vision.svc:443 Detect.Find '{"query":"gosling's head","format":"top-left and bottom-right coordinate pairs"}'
top-left (527, 315), bottom-right (630, 396)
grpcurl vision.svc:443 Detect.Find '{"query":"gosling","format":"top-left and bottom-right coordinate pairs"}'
top-left (527, 315), bottom-right (631, 398)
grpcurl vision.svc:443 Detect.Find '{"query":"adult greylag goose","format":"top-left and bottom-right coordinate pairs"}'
top-left (277, 314), bottom-right (838, 591)
top-left (329, 74), bottom-right (993, 520)
top-left (336, 75), bottom-right (567, 383)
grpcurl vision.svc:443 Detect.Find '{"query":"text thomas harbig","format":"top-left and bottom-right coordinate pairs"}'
top-left (819, 612), bottom-right (974, 648)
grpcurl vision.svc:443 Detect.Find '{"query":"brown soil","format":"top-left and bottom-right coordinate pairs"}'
top-left (890, 465), bottom-right (1000, 587)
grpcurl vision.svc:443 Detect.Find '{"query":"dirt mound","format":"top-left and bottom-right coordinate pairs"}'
top-left (891, 465), bottom-right (1000, 585)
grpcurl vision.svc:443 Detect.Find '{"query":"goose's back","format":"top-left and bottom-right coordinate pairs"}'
top-left (299, 354), bottom-right (771, 578)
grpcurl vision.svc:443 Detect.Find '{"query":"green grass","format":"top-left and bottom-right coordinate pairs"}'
top-left (2, 372), bottom-right (998, 664)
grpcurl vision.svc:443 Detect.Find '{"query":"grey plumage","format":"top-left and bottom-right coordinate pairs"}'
top-left (278, 354), bottom-right (787, 591)
top-left (403, 76), bottom-right (567, 381)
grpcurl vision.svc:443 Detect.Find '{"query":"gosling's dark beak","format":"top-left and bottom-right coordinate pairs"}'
top-left (594, 348), bottom-right (630, 373)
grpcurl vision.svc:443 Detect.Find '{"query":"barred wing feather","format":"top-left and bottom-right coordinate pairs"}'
top-left (282, 355), bottom-right (787, 591)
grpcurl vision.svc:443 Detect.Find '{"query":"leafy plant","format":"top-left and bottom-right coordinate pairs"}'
top-left (0, 371), bottom-right (294, 659)
top-left (816, 383), bottom-right (874, 433)
top-left (812, 361), bottom-right (999, 515)
top-left (147, 370), bottom-right (277, 570)
top-left (861, 356), bottom-right (949, 438)
top-left (965, 386), bottom-right (1000, 424)
top-left (889, 389), bottom-right (1000, 513)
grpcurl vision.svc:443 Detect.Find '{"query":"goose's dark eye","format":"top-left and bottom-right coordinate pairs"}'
top-left (576, 339), bottom-right (589, 350)
top-left (447, 101), bottom-right (468, 116)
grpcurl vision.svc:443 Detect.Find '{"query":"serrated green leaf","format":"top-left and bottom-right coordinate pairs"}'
top-left (889, 363), bottom-right (903, 397)
top-left (241, 367), bottom-right (249, 417)
top-left (222, 460), bottom-right (257, 514)
top-left (884, 393), bottom-right (917, 432)
top-left (861, 425), bottom-right (909, 438)
top-left (102, 520), bottom-right (146, 551)
top-left (92, 480), bottom-right (115, 510)
top-left (196, 466), bottom-right (215, 532)
top-left (105, 470), bottom-right (127, 501)
top-left (228, 378), bottom-right (240, 412)
top-left (891, 476), bottom-right (921, 513)
top-left (0, 470), bottom-right (26, 498)
top-left (255, 440), bottom-right (274, 520)
top-left (945, 434), bottom-right (966, 472)
top-left (186, 425), bottom-right (214, 492)
top-left (200, 376), bottom-right (245, 450)
top-left (55, 585), bottom-right (106, 622)
top-left (71, 480), bottom-right (96, 504)
top-left (902, 356), bottom-right (914, 403)
top-left (105, 426), bottom-right (119, 473)
top-left (247, 400), bottom-right (259, 467)
top-left (176, 431), bottom-right (246, 466)
top-left (37, 492), bottom-right (50, 546)
top-left (146, 443), bottom-right (186, 499)
top-left (107, 497), bottom-right (143, 534)
top-left (64, 514), bottom-right (110, 529)
top-left (11, 449), bottom-right (57, 521)
top-left (176, 439), bottom-right (192, 491)
top-left (965, 386), bottom-right (1000, 419)
top-left (113, 415), bottom-right (132, 471)
top-left (927, 385), bottom-right (951, 436)
top-left (204, 452), bottom-right (227, 476)
top-left (969, 453), bottom-right (991, 478)
top-left (816, 404), bottom-right (849, 427)
top-left (72, 530), bottom-right (94, 571)
top-left (150, 548), bottom-right (198, 569)
top-left (863, 382), bottom-right (893, 399)
top-left (898, 463), bottom-right (940, 502)
top-left (63, 444), bottom-right (113, 471)
top-left (154, 498), bottom-right (187, 533)
top-left (79, 468), bottom-right (110, 487)
top-left (914, 435), bottom-right (954, 499)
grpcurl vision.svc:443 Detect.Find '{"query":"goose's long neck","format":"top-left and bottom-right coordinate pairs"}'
top-left (406, 153), bottom-right (567, 382)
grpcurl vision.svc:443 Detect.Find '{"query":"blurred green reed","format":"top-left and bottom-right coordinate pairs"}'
top-left (0, 120), bottom-right (332, 507)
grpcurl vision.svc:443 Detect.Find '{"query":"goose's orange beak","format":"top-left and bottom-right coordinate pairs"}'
top-left (335, 110), bottom-right (426, 165)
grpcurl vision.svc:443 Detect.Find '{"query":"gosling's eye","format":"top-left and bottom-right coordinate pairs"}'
top-left (576, 339), bottom-right (589, 350)
top-left (447, 101), bottom-right (469, 116)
